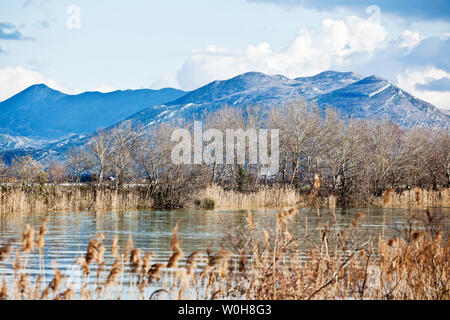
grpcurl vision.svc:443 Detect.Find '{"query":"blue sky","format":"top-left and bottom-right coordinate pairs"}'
top-left (0, 0), bottom-right (449, 109)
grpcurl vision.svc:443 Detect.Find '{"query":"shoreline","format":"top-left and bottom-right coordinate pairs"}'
top-left (1, 184), bottom-right (449, 215)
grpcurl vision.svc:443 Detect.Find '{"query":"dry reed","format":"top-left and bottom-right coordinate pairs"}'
top-left (0, 185), bottom-right (153, 216)
top-left (197, 184), bottom-right (305, 209)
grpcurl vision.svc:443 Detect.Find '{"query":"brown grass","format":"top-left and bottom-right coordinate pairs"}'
top-left (196, 184), bottom-right (305, 209)
top-left (380, 188), bottom-right (450, 207)
top-left (0, 185), bottom-right (153, 216)
top-left (1, 184), bottom-right (449, 216)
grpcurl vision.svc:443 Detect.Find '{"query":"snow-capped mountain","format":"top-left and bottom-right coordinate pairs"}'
top-left (0, 71), bottom-right (449, 162)
top-left (0, 133), bottom-right (90, 164)
top-left (313, 75), bottom-right (449, 128)
top-left (127, 71), bottom-right (449, 130)
top-left (128, 71), bottom-right (365, 124)
top-left (0, 134), bottom-right (50, 151)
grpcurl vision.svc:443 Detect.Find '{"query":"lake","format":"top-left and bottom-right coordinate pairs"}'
top-left (0, 206), bottom-right (448, 299)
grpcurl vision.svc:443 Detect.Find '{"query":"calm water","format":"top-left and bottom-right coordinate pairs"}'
top-left (0, 207), bottom-right (448, 297)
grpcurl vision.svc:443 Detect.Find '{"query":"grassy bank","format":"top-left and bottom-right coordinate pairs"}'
top-left (196, 185), bottom-right (450, 210)
top-left (0, 185), bottom-right (152, 215)
top-left (195, 185), bottom-right (305, 209)
top-left (380, 187), bottom-right (450, 207)
top-left (0, 184), bottom-right (449, 215)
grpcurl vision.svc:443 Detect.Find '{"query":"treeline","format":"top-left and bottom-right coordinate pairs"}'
top-left (0, 101), bottom-right (449, 207)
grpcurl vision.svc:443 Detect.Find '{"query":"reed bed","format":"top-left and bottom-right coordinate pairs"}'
top-left (196, 185), bottom-right (450, 210)
top-left (0, 185), bottom-right (153, 216)
top-left (381, 187), bottom-right (450, 207)
top-left (1, 183), bottom-right (449, 216)
top-left (196, 185), bottom-right (305, 209)
top-left (0, 206), bottom-right (448, 300)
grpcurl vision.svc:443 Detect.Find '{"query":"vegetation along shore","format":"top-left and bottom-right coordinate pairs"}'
top-left (0, 103), bottom-right (448, 214)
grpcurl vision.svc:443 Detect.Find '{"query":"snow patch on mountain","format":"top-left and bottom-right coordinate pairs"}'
top-left (0, 134), bottom-right (51, 151)
top-left (369, 83), bottom-right (390, 97)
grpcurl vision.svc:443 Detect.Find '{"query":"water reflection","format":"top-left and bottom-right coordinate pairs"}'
top-left (0, 206), bottom-right (448, 294)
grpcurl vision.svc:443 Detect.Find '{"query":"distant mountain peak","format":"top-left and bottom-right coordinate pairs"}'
top-left (0, 85), bottom-right (187, 140)
top-left (360, 74), bottom-right (387, 83)
top-left (22, 83), bottom-right (63, 95)
top-left (225, 71), bottom-right (290, 85)
top-left (335, 75), bottom-right (391, 96)
top-left (314, 73), bottom-right (448, 128)
top-left (296, 70), bottom-right (362, 81)
top-left (3, 83), bottom-right (66, 104)
top-left (235, 71), bottom-right (267, 78)
top-left (314, 70), bottom-right (357, 77)
top-left (28, 83), bottom-right (51, 89)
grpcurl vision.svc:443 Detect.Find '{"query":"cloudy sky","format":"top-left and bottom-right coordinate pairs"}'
top-left (0, 0), bottom-right (449, 109)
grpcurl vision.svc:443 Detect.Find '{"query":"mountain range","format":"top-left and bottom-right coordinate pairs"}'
top-left (0, 85), bottom-right (185, 139)
top-left (127, 71), bottom-right (449, 129)
top-left (0, 70), bottom-right (448, 162)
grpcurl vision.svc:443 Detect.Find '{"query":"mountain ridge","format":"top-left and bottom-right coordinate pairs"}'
top-left (0, 85), bottom-right (187, 140)
top-left (0, 70), bottom-right (449, 162)
top-left (125, 71), bottom-right (449, 130)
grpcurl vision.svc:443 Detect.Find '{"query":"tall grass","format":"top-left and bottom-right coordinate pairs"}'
top-left (197, 185), bottom-right (450, 210)
top-left (0, 185), bottom-right (152, 216)
top-left (1, 184), bottom-right (449, 216)
top-left (0, 206), bottom-right (447, 300)
top-left (196, 184), bottom-right (305, 209)
top-left (381, 188), bottom-right (450, 207)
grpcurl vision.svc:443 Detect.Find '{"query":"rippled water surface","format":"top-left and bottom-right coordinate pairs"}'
top-left (0, 207), bottom-right (448, 297)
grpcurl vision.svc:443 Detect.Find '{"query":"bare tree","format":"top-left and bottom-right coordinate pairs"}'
top-left (135, 122), bottom-right (208, 208)
top-left (67, 146), bottom-right (92, 183)
top-left (109, 122), bottom-right (139, 188)
top-left (364, 121), bottom-right (406, 195)
top-left (269, 101), bottom-right (324, 188)
top-left (47, 161), bottom-right (68, 185)
top-left (11, 155), bottom-right (45, 184)
top-left (87, 130), bottom-right (115, 186)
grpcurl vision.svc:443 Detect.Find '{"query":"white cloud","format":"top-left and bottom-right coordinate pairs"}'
top-left (0, 66), bottom-right (72, 101)
top-left (167, 17), bottom-right (450, 111)
top-left (23, 0), bottom-right (48, 7)
top-left (89, 86), bottom-right (117, 93)
top-left (396, 67), bottom-right (450, 109)
top-left (0, 66), bottom-right (128, 100)
top-left (150, 72), bottom-right (180, 90)
top-left (397, 30), bottom-right (424, 48)
top-left (173, 15), bottom-right (388, 90)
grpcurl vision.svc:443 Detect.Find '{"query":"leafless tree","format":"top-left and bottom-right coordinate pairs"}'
top-left (87, 130), bottom-right (115, 186)
top-left (10, 155), bottom-right (45, 184)
top-left (67, 146), bottom-right (92, 183)
top-left (47, 161), bottom-right (68, 185)
top-left (109, 122), bottom-right (139, 188)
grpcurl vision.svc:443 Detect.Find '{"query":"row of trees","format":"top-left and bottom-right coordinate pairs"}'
top-left (1, 101), bottom-right (449, 206)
